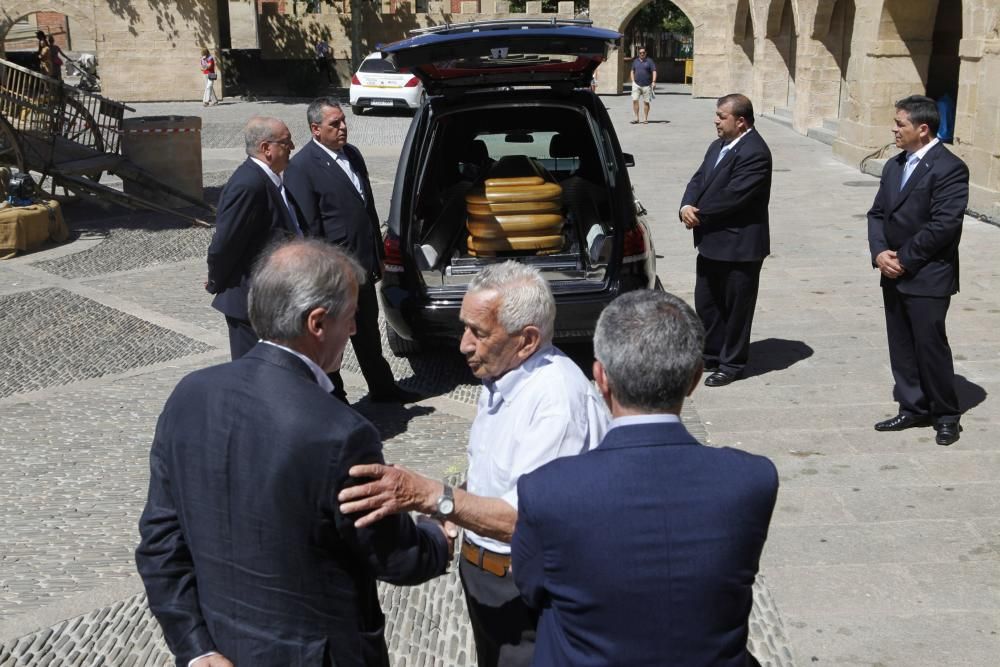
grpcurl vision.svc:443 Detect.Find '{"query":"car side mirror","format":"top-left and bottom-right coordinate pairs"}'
top-left (623, 153), bottom-right (635, 168)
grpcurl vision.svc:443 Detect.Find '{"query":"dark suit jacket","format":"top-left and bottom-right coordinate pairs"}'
top-left (512, 421), bottom-right (778, 667)
top-left (867, 142), bottom-right (968, 297)
top-left (681, 129), bottom-right (772, 262)
top-left (136, 343), bottom-right (449, 666)
top-left (285, 140), bottom-right (383, 276)
top-left (206, 158), bottom-right (299, 320)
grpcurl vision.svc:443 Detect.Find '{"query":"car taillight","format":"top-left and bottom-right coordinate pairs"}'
top-left (622, 225), bottom-right (648, 263)
top-left (383, 235), bottom-right (404, 272)
top-left (404, 76), bottom-right (420, 88)
top-left (351, 74), bottom-right (361, 85)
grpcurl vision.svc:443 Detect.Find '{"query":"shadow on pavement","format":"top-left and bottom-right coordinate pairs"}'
top-left (743, 338), bottom-right (814, 379)
top-left (956, 374), bottom-right (987, 413)
top-left (352, 402), bottom-right (438, 441)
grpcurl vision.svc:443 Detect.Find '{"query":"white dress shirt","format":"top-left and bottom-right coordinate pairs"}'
top-left (715, 126), bottom-right (753, 168)
top-left (312, 138), bottom-right (364, 199)
top-left (607, 413), bottom-right (681, 431)
top-left (464, 345), bottom-right (610, 554)
top-left (901, 137), bottom-right (939, 189)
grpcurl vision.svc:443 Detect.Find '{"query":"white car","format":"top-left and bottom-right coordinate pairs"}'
top-left (349, 52), bottom-right (425, 115)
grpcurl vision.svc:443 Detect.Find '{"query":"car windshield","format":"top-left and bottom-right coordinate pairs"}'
top-left (359, 57), bottom-right (399, 74)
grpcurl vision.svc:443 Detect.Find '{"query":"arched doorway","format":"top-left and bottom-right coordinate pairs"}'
top-left (621, 0), bottom-right (694, 86)
top-left (811, 0), bottom-right (856, 125)
top-left (731, 0), bottom-right (755, 95)
top-left (762, 0), bottom-right (798, 113)
top-left (876, 0), bottom-right (962, 140)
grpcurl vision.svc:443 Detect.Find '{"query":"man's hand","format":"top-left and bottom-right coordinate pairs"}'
top-left (875, 249), bottom-right (905, 279)
top-left (192, 654), bottom-right (234, 667)
top-left (680, 205), bottom-right (701, 229)
top-left (417, 516), bottom-right (458, 559)
top-left (338, 464), bottom-right (439, 528)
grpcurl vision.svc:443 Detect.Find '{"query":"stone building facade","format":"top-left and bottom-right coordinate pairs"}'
top-left (0, 0), bottom-right (996, 215)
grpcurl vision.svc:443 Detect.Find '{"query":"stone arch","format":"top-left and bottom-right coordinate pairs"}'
top-left (590, 0), bottom-right (720, 96)
top-left (758, 0), bottom-right (798, 112)
top-left (731, 0), bottom-right (757, 96)
top-left (809, 0), bottom-right (857, 125)
top-left (0, 1), bottom-right (98, 56)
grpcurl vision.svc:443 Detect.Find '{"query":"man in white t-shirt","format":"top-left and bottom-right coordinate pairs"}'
top-left (338, 261), bottom-right (610, 667)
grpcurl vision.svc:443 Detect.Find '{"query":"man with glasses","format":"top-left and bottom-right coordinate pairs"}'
top-left (630, 47), bottom-right (657, 124)
top-left (206, 116), bottom-right (302, 359)
top-left (285, 97), bottom-right (419, 403)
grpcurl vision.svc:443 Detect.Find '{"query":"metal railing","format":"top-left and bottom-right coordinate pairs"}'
top-left (0, 57), bottom-right (132, 156)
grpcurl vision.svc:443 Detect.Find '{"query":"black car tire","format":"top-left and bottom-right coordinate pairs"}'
top-left (386, 324), bottom-right (421, 357)
top-left (351, 104), bottom-right (364, 116)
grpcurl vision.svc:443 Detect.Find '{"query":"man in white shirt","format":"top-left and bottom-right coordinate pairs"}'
top-left (338, 261), bottom-right (610, 667)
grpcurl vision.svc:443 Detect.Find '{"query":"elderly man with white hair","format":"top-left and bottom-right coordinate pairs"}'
top-left (338, 261), bottom-right (610, 667)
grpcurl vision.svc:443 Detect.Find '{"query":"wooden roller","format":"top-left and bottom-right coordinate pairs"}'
top-left (467, 234), bottom-right (564, 253)
top-left (467, 221), bottom-right (564, 239)
top-left (467, 213), bottom-right (564, 227)
top-left (465, 190), bottom-right (489, 206)
top-left (467, 200), bottom-right (563, 217)
top-left (484, 182), bottom-right (563, 203)
top-left (484, 175), bottom-right (545, 188)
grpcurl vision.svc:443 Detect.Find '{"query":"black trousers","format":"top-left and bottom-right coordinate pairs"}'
top-left (882, 284), bottom-right (960, 424)
top-left (328, 279), bottom-right (396, 399)
top-left (459, 557), bottom-right (538, 667)
top-left (224, 315), bottom-right (258, 360)
top-left (695, 255), bottom-right (763, 376)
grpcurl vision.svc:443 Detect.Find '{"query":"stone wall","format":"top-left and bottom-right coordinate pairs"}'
top-left (0, 0), bottom-right (219, 104)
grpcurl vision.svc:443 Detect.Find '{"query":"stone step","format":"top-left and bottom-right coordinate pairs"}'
top-left (823, 117), bottom-right (840, 132)
top-left (807, 125), bottom-right (837, 146)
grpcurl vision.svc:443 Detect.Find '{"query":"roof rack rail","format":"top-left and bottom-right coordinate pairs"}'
top-left (408, 17), bottom-right (594, 37)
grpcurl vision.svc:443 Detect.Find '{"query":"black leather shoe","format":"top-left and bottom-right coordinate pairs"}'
top-left (873, 414), bottom-right (932, 431)
top-left (935, 423), bottom-right (962, 446)
top-left (704, 371), bottom-right (737, 387)
top-left (369, 386), bottom-right (424, 404)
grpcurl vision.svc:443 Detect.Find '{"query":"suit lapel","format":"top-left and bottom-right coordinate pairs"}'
top-left (247, 158), bottom-right (295, 233)
top-left (312, 142), bottom-right (364, 203)
top-left (695, 139), bottom-right (726, 200)
top-left (891, 143), bottom-right (939, 213)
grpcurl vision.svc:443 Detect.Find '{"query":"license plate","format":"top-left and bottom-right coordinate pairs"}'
top-left (371, 99), bottom-right (394, 107)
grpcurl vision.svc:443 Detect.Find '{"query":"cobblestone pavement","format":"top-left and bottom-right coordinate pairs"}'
top-left (0, 93), bottom-right (800, 665)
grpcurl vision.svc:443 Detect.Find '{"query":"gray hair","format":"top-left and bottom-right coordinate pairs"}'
top-left (594, 290), bottom-right (705, 412)
top-left (248, 238), bottom-right (365, 342)
top-left (243, 116), bottom-right (284, 157)
top-left (307, 97), bottom-right (342, 126)
top-left (468, 261), bottom-right (555, 344)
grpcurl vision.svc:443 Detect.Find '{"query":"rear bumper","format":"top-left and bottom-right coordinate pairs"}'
top-left (379, 279), bottom-right (622, 345)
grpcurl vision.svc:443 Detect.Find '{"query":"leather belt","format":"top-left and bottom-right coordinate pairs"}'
top-left (461, 539), bottom-right (511, 577)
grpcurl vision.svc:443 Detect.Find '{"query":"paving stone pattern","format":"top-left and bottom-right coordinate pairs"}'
top-left (32, 226), bottom-right (213, 279)
top-left (0, 288), bottom-right (212, 398)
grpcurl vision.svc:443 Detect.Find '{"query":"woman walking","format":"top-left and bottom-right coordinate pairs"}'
top-left (200, 48), bottom-right (220, 106)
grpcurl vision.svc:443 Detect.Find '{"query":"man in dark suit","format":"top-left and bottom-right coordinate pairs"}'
top-left (206, 116), bottom-right (302, 359)
top-left (285, 97), bottom-right (418, 403)
top-left (680, 93), bottom-right (772, 387)
top-left (137, 239), bottom-right (451, 667)
top-left (868, 95), bottom-right (968, 446)
top-left (512, 289), bottom-right (778, 666)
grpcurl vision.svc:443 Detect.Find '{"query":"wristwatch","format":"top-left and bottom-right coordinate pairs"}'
top-left (433, 483), bottom-right (455, 520)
